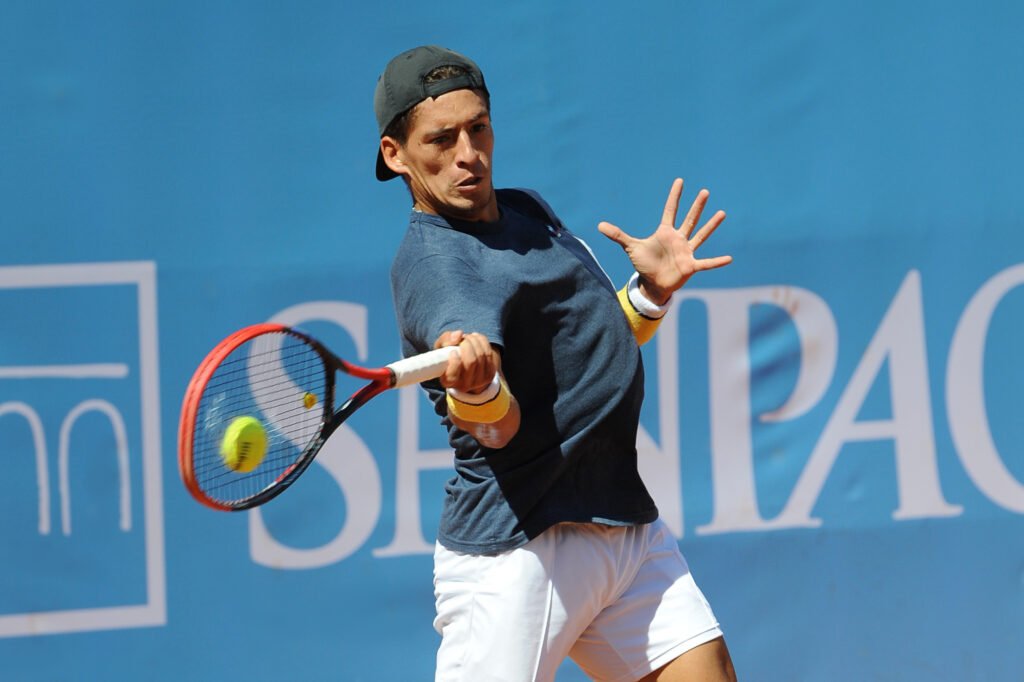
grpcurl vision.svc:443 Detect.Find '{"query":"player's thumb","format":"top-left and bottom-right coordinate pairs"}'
top-left (434, 329), bottom-right (464, 350)
top-left (597, 221), bottom-right (632, 249)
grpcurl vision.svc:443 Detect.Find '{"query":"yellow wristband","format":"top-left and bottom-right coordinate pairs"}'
top-left (446, 375), bottom-right (511, 424)
top-left (617, 286), bottom-right (662, 345)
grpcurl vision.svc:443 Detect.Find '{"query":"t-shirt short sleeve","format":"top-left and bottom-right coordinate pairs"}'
top-left (393, 253), bottom-right (506, 354)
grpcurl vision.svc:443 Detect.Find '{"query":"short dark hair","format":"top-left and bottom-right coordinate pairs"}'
top-left (382, 65), bottom-right (491, 144)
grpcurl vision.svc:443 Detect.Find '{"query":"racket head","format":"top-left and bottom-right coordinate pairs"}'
top-left (178, 323), bottom-right (338, 511)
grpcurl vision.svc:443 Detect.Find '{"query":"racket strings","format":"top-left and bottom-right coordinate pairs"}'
top-left (190, 332), bottom-right (328, 504)
top-left (201, 343), bottom-right (319, 388)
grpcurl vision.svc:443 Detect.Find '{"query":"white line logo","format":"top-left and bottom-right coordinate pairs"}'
top-left (0, 262), bottom-right (165, 638)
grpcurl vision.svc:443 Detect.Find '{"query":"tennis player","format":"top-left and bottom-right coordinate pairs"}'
top-left (376, 45), bottom-right (737, 682)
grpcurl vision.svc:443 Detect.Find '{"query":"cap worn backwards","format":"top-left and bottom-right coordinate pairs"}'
top-left (373, 45), bottom-right (488, 182)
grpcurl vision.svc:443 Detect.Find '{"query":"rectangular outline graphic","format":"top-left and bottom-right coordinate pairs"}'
top-left (0, 262), bottom-right (166, 637)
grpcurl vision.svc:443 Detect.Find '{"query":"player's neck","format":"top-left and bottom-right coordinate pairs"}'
top-left (414, 194), bottom-right (498, 223)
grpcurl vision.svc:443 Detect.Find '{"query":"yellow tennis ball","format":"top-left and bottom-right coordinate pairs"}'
top-left (220, 416), bottom-right (267, 473)
top-left (303, 392), bottom-right (317, 410)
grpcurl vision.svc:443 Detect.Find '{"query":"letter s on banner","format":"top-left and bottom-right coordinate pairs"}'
top-left (249, 301), bottom-right (383, 569)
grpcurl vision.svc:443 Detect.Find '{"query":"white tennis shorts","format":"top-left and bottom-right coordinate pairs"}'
top-left (432, 519), bottom-right (722, 682)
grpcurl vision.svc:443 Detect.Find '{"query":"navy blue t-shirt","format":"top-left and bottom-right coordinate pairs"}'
top-left (390, 189), bottom-right (658, 554)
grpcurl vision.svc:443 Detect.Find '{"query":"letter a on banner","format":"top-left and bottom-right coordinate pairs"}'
top-left (771, 271), bottom-right (962, 528)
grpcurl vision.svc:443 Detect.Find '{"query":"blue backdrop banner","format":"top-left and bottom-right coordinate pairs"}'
top-left (2, 2), bottom-right (1022, 680)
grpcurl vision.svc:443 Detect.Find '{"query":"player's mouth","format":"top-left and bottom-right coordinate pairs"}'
top-left (455, 176), bottom-right (485, 194)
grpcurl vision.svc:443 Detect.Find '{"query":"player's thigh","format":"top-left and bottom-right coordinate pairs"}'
top-left (640, 636), bottom-right (736, 682)
top-left (570, 520), bottom-right (723, 681)
top-left (432, 534), bottom-right (602, 682)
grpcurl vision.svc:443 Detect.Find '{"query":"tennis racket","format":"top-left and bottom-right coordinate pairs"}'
top-left (178, 323), bottom-right (456, 511)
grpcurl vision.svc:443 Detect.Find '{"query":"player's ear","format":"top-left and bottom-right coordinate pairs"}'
top-left (380, 137), bottom-right (408, 177)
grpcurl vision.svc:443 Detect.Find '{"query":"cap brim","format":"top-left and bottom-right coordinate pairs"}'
top-left (376, 147), bottom-right (398, 181)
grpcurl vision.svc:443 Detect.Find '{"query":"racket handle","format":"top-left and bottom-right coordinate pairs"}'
top-left (388, 347), bottom-right (460, 388)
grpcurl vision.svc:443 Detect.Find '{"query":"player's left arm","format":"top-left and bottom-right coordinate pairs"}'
top-left (599, 177), bottom-right (732, 344)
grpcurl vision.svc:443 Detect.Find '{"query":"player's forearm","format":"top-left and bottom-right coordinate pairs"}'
top-left (446, 371), bottom-right (521, 448)
top-left (450, 393), bottom-right (521, 449)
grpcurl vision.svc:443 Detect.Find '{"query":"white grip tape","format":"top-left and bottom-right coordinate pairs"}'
top-left (387, 347), bottom-right (459, 388)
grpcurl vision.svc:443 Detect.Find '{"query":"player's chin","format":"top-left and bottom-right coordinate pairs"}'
top-left (447, 188), bottom-right (492, 218)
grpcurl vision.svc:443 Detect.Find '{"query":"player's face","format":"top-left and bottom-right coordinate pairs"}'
top-left (386, 89), bottom-right (498, 222)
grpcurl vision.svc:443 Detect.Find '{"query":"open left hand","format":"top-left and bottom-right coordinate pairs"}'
top-left (598, 178), bottom-right (732, 304)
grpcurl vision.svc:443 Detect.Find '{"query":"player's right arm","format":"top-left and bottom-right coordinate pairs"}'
top-left (433, 330), bottom-right (521, 449)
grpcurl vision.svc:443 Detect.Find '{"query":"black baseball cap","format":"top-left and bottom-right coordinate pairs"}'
top-left (374, 45), bottom-right (488, 181)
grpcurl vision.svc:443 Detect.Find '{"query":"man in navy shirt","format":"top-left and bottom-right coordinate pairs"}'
top-left (376, 45), bottom-right (737, 682)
